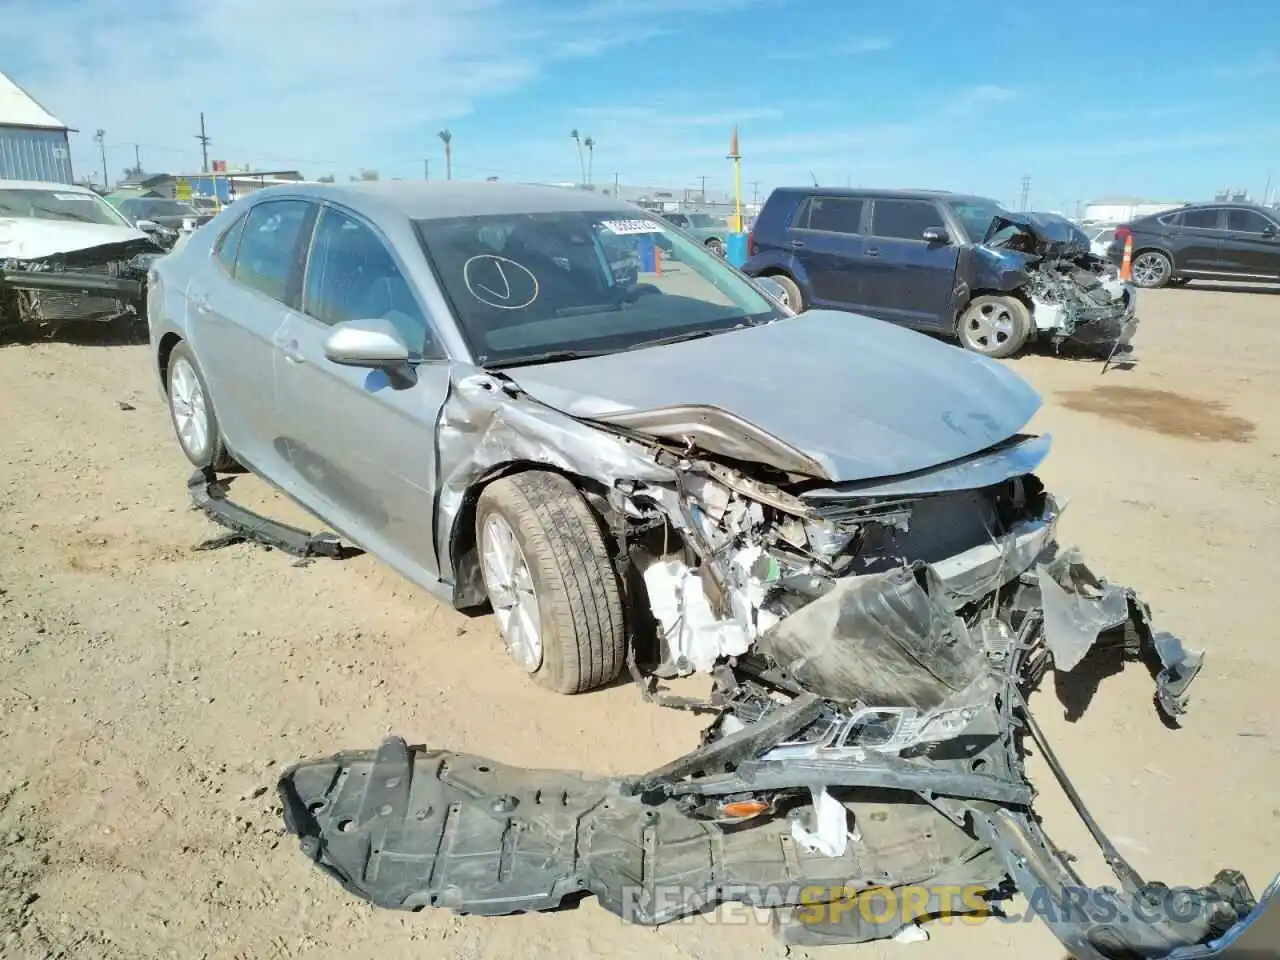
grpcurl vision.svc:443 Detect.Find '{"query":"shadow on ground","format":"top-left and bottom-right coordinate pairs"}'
top-left (0, 315), bottom-right (148, 348)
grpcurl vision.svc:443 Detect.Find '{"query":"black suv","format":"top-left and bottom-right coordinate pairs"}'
top-left (741, 187), bottom-right (1134, 358)
top-left (1108, 202), bottom-right (1280, 288)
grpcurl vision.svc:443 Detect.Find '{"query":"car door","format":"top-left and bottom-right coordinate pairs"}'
top-left (857, 198), bottom-right (958, 330)
top-left (1167, 207), bottom-right (1227, 272)
top-left (787, 195), bottom-right (864, 308)
top-left (184, 198), bottom-right (313, 477)
top-left (1221, 208), bottom-right (1280, 279)
top-left (271, 202), bottom-right (451, 582)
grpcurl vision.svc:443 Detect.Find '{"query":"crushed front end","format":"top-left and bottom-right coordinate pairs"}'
top-left (278, 396), bottom-right (1271, 956)
top-left (0, 238), bottom-right (160, 329)
top-left (980, 211), bottom-right (1140, 359)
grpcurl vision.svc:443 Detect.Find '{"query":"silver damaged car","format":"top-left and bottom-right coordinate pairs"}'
top-left (146, 182), bottom-right (1275, 957)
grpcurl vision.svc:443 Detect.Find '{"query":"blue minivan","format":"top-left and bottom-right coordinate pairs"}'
top-left (741, 187), bottom-right (1134, 358)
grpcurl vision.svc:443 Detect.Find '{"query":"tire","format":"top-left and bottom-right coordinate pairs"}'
top-left (957, 295), bottom-right (1032, 359)
top-left (165, 341), bottom-right (238, 471)
top-left (475, 471), bottom-right (625, 694)
top-left (705, 237), bottom-right (725, 257)
top-left (767, 274), bottom-right (804, 311)
top-left (1130, 249), bottom-right (1173, 289)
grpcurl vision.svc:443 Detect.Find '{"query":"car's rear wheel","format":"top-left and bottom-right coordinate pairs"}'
top-left (766, 274), bottom-right (804, 311)
top-left (1131, 250), bottom-right (1173, 288)
top-left (165, 341), bottom-right (238, 471)
top-left (476, 471), bottom-right (626, 694)
top-left (957, 295), bottom-right (1031, 359)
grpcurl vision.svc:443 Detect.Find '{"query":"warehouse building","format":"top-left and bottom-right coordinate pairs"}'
top-left (0, 71), bottom-right (74, 183)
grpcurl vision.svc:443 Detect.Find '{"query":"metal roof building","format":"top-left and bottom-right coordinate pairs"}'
top-left (0, 72), bottom-right (74, 184)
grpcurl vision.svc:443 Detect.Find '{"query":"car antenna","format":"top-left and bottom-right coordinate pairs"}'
top-left (809, 170), bottom-right (819, 187)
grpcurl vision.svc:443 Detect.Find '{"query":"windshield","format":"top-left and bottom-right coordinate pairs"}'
top-left (137, 200), bottom-right (199, 218)
top-left (0, 188), bottom-right (131, 227)
top-left (416, 210), bottom-right (782, 367)
top-left (686, 213), bottom-right (720, 228)
top-left (946, 197), bottom-right (1007, 243)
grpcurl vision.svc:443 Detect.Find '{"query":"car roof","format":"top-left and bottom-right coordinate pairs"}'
top-left (236, 181), bottom-right (641, 222)
top-left (1166, 201), bottom-right (1278, 215)
top-left (0, 179), bottom-right (99, 194)
top-left (768, 186), bottom-right (992, 203)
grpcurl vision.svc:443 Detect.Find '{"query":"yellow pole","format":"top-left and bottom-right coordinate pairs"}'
top-left (727, 124), bottom-right (743, 233)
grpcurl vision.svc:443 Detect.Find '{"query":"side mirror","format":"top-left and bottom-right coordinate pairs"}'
top-left (135, 218), bottom-right (160, 231)
top-left (324, 319), bottom-right (416, 387)
top-left (922, 226), bottom-right (949, 244)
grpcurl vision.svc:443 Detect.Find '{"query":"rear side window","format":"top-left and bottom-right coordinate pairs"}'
top-left (1227, 209), bottom-right (1275, 233)
top-left (234, 200), bottom-right (313, 304)
top-left (794, 196), bottom-right (863, 234)
top-left (1180, 208), bottom-right (1220, 229)
top-left (1157, 212), bottom-right (1182, 226)
top-left (870, 199), bottom-right (941, 241)
top-left (213, 212), bottom-right (248, 274)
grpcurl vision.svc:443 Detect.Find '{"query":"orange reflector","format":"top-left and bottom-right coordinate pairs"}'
top-left (720, 799), bottom-right (769, 819)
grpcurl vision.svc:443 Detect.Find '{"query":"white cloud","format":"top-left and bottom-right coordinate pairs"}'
top-left (0, 0), bottom-right (765, 181)
top-left (767, 36), bottom-right (893, 60)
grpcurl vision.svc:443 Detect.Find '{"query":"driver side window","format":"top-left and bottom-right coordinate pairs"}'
top-left (303, 207), bottom-right (442, 359)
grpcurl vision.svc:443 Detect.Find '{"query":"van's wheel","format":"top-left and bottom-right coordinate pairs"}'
top-left (767, 274), bottom-right (804, 311)
top-left (476, 471), bottom-right (626, 694)
top-left (957, 295), bottom-right (1031, 358)
top-left (165, 341), bottom-right (238, 471)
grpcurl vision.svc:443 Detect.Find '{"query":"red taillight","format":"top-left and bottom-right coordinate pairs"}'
top-left (747, 231), bottom-right (755, 256)
top-left (1114, 225), bottom-right (1132, 242)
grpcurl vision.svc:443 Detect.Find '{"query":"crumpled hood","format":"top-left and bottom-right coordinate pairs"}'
top-left (0, 218), bottom-right (153, 260)
top-left (505, 310), bottom-right (1042, 482)
top-left (983, 211), bottom-right (1090, 259)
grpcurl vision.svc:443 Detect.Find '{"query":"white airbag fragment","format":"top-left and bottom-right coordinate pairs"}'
top-left (789, 787), bottom-right (851, 857)
top-left (642, 559), bottom-right (752, 674)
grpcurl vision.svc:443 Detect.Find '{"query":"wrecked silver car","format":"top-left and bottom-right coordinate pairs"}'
top-left (145, 182), bottom-right (1274, 956)
top-left (0, 180), bottom-right (162, 331)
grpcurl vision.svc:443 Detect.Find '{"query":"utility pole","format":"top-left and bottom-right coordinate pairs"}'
top-left (698, 175), bottom-right (708, 203)
top-left (133, 143), bottom-right (142, 173)
top-left (195, 112), bottom-right (211, 173)
top-left (93, 129), bottom-right (107, 190)
top-left (750, 181), bottom-right (760, 205)
top-left (1019, 174), bottom-right (1031, 212)
top-left (613, 172), bottom-right (620, 196)
top-left (423, 159), bottom-right (430, 181)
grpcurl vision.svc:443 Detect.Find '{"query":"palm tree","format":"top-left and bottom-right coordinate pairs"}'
top-left (438, 129), bottom-right (453, 181)
top-left (583, 137), bottom-right (595, 186)
top-left (570, 129), bottom-right (585, 185)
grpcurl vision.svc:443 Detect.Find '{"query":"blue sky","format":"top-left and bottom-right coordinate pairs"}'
top-left (4, 0), bottom-right (1279, 211)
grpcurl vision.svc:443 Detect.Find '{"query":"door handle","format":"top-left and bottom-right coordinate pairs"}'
top-left (788, 239), bottom-right (806, 249)
top-left (864, 248), bottom-right (880, 258)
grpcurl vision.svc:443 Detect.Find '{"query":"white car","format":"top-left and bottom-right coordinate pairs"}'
top-left (0, 179), bottom-right (165, 327)
top-left (1088, 225), bottom-right (1117, 258)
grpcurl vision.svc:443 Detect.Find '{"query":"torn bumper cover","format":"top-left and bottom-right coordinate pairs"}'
top-left (278, 546), bottom-right (1251, 958)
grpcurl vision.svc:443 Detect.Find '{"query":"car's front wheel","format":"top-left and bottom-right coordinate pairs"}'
top-left (165, 341), bottom-right (238, 471)
top-left (1130, 250), bottom-right (1173, 288)
top-left (475, 471), bottom-right (626, 694)
top-left (957, 295), bottom-right (1031, 359)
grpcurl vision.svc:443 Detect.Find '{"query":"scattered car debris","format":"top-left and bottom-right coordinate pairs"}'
top-left (187, 468), bottom-right (348, 559)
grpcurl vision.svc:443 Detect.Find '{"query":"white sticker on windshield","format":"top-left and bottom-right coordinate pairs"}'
top-left (600, 218), bottom-right (662, 235)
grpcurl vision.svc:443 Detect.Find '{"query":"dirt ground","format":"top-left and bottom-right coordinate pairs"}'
top-left (2, 285), bottom-right (1278, 960)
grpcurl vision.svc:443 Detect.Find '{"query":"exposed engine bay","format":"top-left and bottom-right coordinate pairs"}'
top-left (981, 212), bottom-right (1137, 350)
top-left (0, 237), bottom-right (161, 329)
top-left (263, 369), bottom-right (1276, 958)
